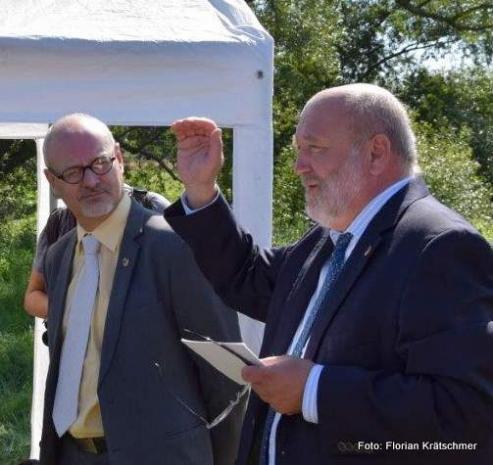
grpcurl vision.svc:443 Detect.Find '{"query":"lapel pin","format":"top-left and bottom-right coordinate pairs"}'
top-left (122, 257), bottom-right (130, 267)
top-left (364, 246), bottom-right (373, 257)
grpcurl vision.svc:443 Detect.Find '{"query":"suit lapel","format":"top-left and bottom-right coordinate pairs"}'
top-left (305, 231), bottom-right (381, 358)
top-left (267, 230), bottom-right (333, 356)
top-left (305, 177), bottom-right (431, 358)
top-left (98, 201), bottom-right (146, 387)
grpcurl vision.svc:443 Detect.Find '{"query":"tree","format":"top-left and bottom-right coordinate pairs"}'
top-left (400, 67), bottom-right (493, 184)
top-left (335, 0), bottom-right (493, 81)
top-left (0, 140), bottom-right (36, 178)
top-left (416, 121), bottom-right (493, 240)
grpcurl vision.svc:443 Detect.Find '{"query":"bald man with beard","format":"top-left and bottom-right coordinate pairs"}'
top-left (165, 84), bottom-right (493, 465)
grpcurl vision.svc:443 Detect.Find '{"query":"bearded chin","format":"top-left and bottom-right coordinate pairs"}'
top-left (305, 169), bottom-right (364, 229)
top-left (305, 191), bottom-right (344, 229)
top-left (81, 199), bottom-right (115, 218)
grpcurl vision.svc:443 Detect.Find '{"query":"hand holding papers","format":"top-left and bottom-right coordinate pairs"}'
top-left (181, 329), bottom-right (261, 385)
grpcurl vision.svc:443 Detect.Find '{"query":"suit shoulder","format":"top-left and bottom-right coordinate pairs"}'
top-left (399, 194), bottom-right (483, 239)
top-left (390, 194), bottom-right (491, 263)
top-left (45, 229), bottom-right (75, 266)
top-left (141, 211), bottom-right (190, 253)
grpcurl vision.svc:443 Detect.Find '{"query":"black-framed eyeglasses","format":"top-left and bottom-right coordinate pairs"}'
top-left (154, 361), bottom-right (249, 430)
top-left (49, 155), bottom-right (116, 184)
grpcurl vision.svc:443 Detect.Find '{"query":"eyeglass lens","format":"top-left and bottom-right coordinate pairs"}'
top-left (61, 156), bottom-right (115, 183)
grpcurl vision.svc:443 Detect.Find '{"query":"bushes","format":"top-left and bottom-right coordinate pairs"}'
top-left (0, 214), bottom-right (36, 465)
top-left (416, 122), bottom-right (493, 241)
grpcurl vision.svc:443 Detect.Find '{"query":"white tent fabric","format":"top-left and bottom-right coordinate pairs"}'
top-left (0, 0), bottom-right (273, 458)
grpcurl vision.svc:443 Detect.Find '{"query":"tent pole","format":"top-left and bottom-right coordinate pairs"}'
top-left (30, 138), bottom-right (52, 459)
top-left (232, 124), bottom-right (273, 355)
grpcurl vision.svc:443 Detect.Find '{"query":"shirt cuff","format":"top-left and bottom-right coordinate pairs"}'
top-left (180, 190), bottom-right (220, 215)
top-left (302, 364), bottom-right (324, 423)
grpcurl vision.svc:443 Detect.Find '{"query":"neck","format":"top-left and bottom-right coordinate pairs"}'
top-left (78, 214), bottom-right (109, 232)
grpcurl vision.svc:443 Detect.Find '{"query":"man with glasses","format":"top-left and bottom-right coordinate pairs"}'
top-left (24, 183), bottom-right (170, 320)
top-left (39, 113), bottom-right (244, 465)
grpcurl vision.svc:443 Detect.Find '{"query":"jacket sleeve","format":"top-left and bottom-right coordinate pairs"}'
top-left (168, 236), bottom-right (245, 465)
top-left (165, 193), bottom-right (288, 323)
top-left (316, 229), bottom-right (493, 446)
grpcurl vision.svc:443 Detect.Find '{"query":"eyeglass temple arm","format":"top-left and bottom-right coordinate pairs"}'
top-left (183, 328), bottom-right (254, 366)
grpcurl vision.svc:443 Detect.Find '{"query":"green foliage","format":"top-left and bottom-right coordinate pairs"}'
top-left (0, 159), bottom-right (37, 222)
top-left (253, 0), bottom-right (342, 154)
top-left (120, 127), bottom-right (234, 204)
top-left (0, 209), bottom-right (35, 465)
top-left (272, 145), bottom-right (311, 245)
top-left (0, 139), bottom-right (36, 178)
top-left (401, 68), bottom-right (493, 184)
top-left (416, 121), bottom-right (493, 241)
top-left (124, 157), bottom-right (183, 203)
top-left (334, 0), bottom-right (493, 81)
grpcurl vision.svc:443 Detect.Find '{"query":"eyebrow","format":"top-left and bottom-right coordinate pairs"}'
top-left (60, 152), bottom-right (112, 171)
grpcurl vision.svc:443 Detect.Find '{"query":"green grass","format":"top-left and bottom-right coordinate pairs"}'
top-left (0, 215), bottom-right (36, 465)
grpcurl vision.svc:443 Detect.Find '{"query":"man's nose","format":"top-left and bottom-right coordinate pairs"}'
top-left (81, 167), bottom-right (100, 188)
top-left (294, 150), bottom-right (311, 175)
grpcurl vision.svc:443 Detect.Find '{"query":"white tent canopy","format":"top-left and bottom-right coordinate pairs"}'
top-left (0, 0), bottom-right (273, 458)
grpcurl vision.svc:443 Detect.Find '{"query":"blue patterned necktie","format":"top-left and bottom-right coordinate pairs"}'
top-left (259, 232), bottom-right (353, 465)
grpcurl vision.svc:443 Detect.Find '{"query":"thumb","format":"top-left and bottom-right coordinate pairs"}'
top-left (241, 365), bottom-right (264, 384)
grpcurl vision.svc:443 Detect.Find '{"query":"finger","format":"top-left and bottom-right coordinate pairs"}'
top-left (171, 118), bottom-right (217, 136)
top-left (170, 119), bottom-right (190, 136)
top-left (189, 117), bottom-right (218, 133)
top-left (173, 125), bottom-right (212, 142)
top-left (178, 135), bottom-right (210, 150)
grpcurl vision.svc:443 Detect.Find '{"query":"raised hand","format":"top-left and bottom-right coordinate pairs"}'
top-left (171, 117), bottom-right (224, 209)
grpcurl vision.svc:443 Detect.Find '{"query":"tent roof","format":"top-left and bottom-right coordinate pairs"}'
top-left (1, 0), bottom-right (264, 46)
top-left (0, 0), bottom-right (273, 126)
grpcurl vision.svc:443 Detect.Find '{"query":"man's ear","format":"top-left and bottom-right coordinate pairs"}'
top-left (44, 168), bottom-right (53, 184)
top-left (368, 134), bottom-right (391, 176)
top-left (44, 169), bottom-right (60, 198)
top-left (115, 142), bottom-right (124, 174)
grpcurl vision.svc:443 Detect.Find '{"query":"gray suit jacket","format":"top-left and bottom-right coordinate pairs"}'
top-left (40, 200), bottom-right (244, 465)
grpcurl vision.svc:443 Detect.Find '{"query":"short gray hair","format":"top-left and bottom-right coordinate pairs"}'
top-left (340, 84), bottom-right (417, 170)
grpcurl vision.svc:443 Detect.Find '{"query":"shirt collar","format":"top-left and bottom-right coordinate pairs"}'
top-left (77, 194), bottom-right (131, 252)
top-left (329, 176), bottom-right (413, 247)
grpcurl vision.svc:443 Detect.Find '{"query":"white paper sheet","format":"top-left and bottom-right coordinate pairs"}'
top-left (181, 339), bottom-right (261, 385)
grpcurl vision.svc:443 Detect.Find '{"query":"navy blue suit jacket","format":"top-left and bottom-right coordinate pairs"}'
top-left (165, 178), bottom-right (493, 465)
